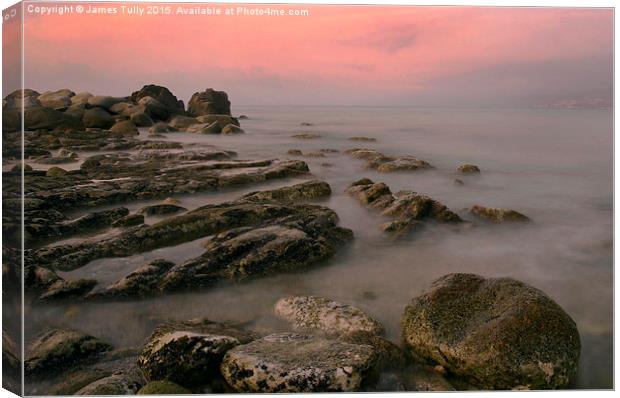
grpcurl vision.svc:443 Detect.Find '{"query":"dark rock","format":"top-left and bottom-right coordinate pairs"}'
top-left (87, 96), bottom-right (127, 110)
top-left (457, 164), bottom-right (481, 174)
top-left (130, 85), bottom-right (185, 115)
top-left (148, 122), bottom-right (177, 135)
top-left (4, 88), bottom-right (41, 109)
top-left (138, 380), bottom-right (191, 394)
top-left (470, 205), bottom-right (530, 223)
top-left (25, 329), bottom-right (112, 375)
top-left (130, 111), bottom-right (154, 127)
top-left (454, 178), bottom-right (464, 186)
top-left (291, 133), bottom-right (321, 139)
top-left (345, 148), bottom-right (432, 173)
top-left (349, 136), bottom-right (377, 142)
top-left (221, 124), bottom-right (244, 134)
top-left (25, 106), bottom-right (83, 131)
top-left (186, 122), bottom-right (220, 134)
top-left (112, 213), bottom-right (145, 228)
top-left (87, 260), bottom-right (174, 299)
top-left (169, 115), bottom-right (199, 130)
top-left (238, 114), bottom-right (249, 120)
top-left (221, 333), bottom-right (378, 392)
top-left (110, 120), bottom-right (138, 135)
top-left (139, 204), bottom-right (188, 216)
top-left (240, 180), bottom-right (331, 204)
top-left (137, 319), bottom-right (256, 385)
top-left (401, 273), bottom-right (581, 389)
top-left (138, 96), bottom-right (171, 121)
top-left (187, 89), bottom-right (231, 116)
top-left (288, 149), bottom-right (303, 156)
top-left (83, 107), bottom-right (115, 129)
top-left (38, 278), bottom-right (97, 301)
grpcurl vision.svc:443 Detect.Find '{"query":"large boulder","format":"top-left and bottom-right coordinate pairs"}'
top-left (37, 89), bottom-right (75, 109)
top-left (25, 328), bottom-right (112, 375)
top-left (274, 296), bottom-right (384, 336)
top-left (24, 106), bottom-right (83, 131)
top-left (82, 107), bottom-right (115, 129)
top-left (110, 120), bottom-right (138, 135)
top-left (71, 92), bottom-right (93, 105)
top-left (187, 88), bottom-right (231, 116)
top-left (130, 84), bottom-right (185, 115)
top-left (130, 110), bottom-right (154, 127)
top-left (138, 96), bottom-right (171, 121)
top-left (87, 95), bottom-right (127, 110)
top-left (137, 319), bottom-right (256, 385)
top-left (4, 88), bottom-right (41, 109)
top-left (401, 273), bottom-right (580, 389)
top-left (221, 333), bottom-right (378, 392)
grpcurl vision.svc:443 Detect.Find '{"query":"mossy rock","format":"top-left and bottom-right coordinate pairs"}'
top-left (138, 380), bottom-right (191, 395)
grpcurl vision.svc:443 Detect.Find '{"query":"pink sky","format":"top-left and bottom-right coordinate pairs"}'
top-left (4, 2), bottom-right (614, 106)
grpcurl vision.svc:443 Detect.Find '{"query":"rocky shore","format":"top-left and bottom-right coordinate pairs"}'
top-left (2, 84), bottom-right (580, 393)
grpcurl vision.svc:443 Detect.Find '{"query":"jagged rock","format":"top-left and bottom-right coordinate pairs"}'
top-left (274, 295), bottom-right (384, 336)
top-left (83, 107), bottom-right (115, 129)
top-left (240, 180), bottom-right (331, 204)
top-left (457, 164), bottom-right (481, 174)
top-left (87, 260), bottom-right (174, 299)
top-left (25, 329), bottom-right (112, 375)
top-left (187, 89), bottom-right (231, 116)
top-left (110, 120), bottom-right (138, 135)
top-left (130, 85), bottom-right (185, 115)
top-left (38, 89), bottom-right (75, 109)
top-left (138, 381), bottom-right (191, 395)
top-left (401, 273), bottom-right (581, 389)
top-left (221, 333), bottom-right (378, 392)
top-left (470, 205), bottom-right (530, 223)
top-left (137, 319), bottom-right (256, 385)
top-left (38, 278), bottom-right (97, 300)
top-left (112, 214), bottom-right (144, 227)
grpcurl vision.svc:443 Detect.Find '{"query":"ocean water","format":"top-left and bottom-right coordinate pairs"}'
top-left (26, 106), bottom-right (613, 390)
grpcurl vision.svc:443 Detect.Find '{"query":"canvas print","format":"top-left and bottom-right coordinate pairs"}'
top-left (1, 1), bottom-right (614, 395)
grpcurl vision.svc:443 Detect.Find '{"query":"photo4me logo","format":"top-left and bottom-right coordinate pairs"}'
top-left (3, 7), bottom-right (17, 22)
top-left (23, 2), bottom-right (310, 17)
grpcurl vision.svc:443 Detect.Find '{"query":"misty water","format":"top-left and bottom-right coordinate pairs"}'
top-left (26, 107), bottom-right (613, 389)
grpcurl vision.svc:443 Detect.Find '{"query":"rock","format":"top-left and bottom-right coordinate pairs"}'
top-left (469, 205), bottom-right (530, 223)
top-left (130, 111), bottom-right (154, 127)
top-left (402, 365), bottom-right (455, 391)
top-left (457, 164), bottom-right (481, 174)
top-left (139, 204), bottom-right (188, 216)
top-left (345, 148), bottom-right (432, 173)
top-left (187, 88), bottom-right (231, 116)
top-left (137, 319), bottom-right (256, 385)
top-left (130, 84), bottom-right (185, 115)
top-left (195, 114), bottom-right (239, 128)
top-left (112, 213), bottom-right (144, 227)
top-left (58, 148), bottom-right (78, 158)
top-left (10, 163), bottom-right (32, 173)
top-left (137, 96), bottom-right (171, 121)
top-left (274, 295), bottom-right (384, 336)
top-left (45, 368), bottom-right (111, 395)
top-left (303, 151), bottom-right (325, 158)
top-left (300, 122), bottom-right (313, 126)
top-left (349, 136), bottom-right (377, 142)
top-left (38, 278), bottom-right (97, 300)
top-left (238, 114), bottom-right (249, 120)
top-left (87, 260), bottom-right (174, 299)
top-left (341, 331), bottom-right (407, 370)
top-left (291, 133), bottom-right (321, 139)
top-left (25, 328), bottom-right (112, 375)
top-left (346, 179), bottom-right (394, 210)
top-left (75, 372), bottom-right (143, 395)
top-left (221, 124), bottom-right (244, 134)
top-left (240, 180), bottom-right (331, 204)
top-left (4, 88), bottom-right (41, 109)
top-left (382, 191), bottom-right (462, 223)
top-left (221, 333), bottom-right (378, 392)
top-left (288, 149), bottom-right (303, 156)
top-left (148, 122), bottom-right (177, 135)
top-left (46, 167), bottom-right (67, 177)
top-left (380, 219), bottom-right (419, 237)
top-left (138, 381), bottom-right (191, 395)
top-left (83, 107), bottom-right (115, 129)
top-left (401, 273), bottom-right (581, 389)
top-left (169, 115), bottom-right (199, 130)
top-left (186, 122), bottom-right (221, 134)
top-left (109, 120), bottom-right (138, 135)
top-left (163, 197), bottom-right (179, 205)
top-left (454, 179), bottom-right (464, 186)
top-left (71, 92), bottom-right (93, 105)
top-left (38, 89), bottom-right (75, 109)
top-left (87, 95), bottom-right (127, 110)
top-left (25, 106), bottom-right (83, 131)
top-left (64, 103), bottom-right (87, 119)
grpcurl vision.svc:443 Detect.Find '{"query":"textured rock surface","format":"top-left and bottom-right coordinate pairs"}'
top-left (470, 205), bottom-right (530, 223)
top-left (274, 295), bottom-right (384, 336)
top-left (457, 164), bottom-right (481, 174)
top-left (137, 319), bottom-right (256, 385)
top-left (221, 333), bottom-right (378, 392)
top-left (346, 148), bottom-right (432, 172)
top-left (187, 89), bottom-right (231, 116)
top-left (137, 380), bottom-right (191, 395)
top-left (401, 273), bottom-right (580, 389)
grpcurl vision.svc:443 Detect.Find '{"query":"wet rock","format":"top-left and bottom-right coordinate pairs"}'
top-left (345, 148), bottom-right (432, 173)
top-left (83, 107), bottom-right (115, 129)
top-left (221, 332), bottom-right (378, 392)
top-left (148, 122), bottom-right (177, 135)
top-left (138, 319), bottom-right (256, 385)
top-left (130, 84), bottom-right (185, 115)
top-left (401, 273), bottom-right (581, 389)
top-left (240, 180), bottom-right (331, 204)
top-left (24, 265), bottom-right (62, 291)
top-left (470, 205), bottom-right (530, 223)
top-left (2, 331), bottom-right (20, 393)
top-left (110, 120), bottom-right (138, 135)
top-left (380, 219), bottom-right (419, 238)
top-left (87, 95), bottom-right (127, 110)
top-left (88, 260), bottom-right (174, 299)
top-left (382, 191), bottom-right (462, 223)
top-left (38, 278), bottom-right (97, 301)
top-left (25, 328), bottom-right (112, 375)
top-left (139, 204), bottom-right (188, 216)
top-left (196, 114), bottom-right (240, 129)
top-left (188, 88), bottom-right (232, 116)
top-left (349, 136), bottom-right (377, 142)
top-left (186, 122), bottom-right (221, 134)
top-left (346, 179), bottom-right (394, 210)
top-left (38, 89), bottom-right (75, 109)
top-left (169, 115), bottom-right (199, 130)
top-left (46, 166), bottom-right (68, 177)
top-left (24, 106), bottom-right (83, 131)
top-left (457, 164), bottom-right (481, 174)
top-left (274, 295), bottom-right (384, 336)
top-left (112, 213), bottom-right (144, 227)
top-left (75, 372), bottom-right (143, 395)
top-left (222, 124), bottom-right (244, 134)
top-left (291, 133), bottom-right (321, 139)
top-left (138, 380), bottom-right (191, 395)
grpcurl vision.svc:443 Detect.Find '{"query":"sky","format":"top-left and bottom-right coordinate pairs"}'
top-left (3, 2), bottom-right (614, 107)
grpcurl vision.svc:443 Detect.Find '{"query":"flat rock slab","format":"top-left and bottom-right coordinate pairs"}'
top-left (274, 295), bottom-right (384, 336)
top-left (221, 333), bottom-right (378, 392)
top-left (401, 273), bottom-right (580, 390)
